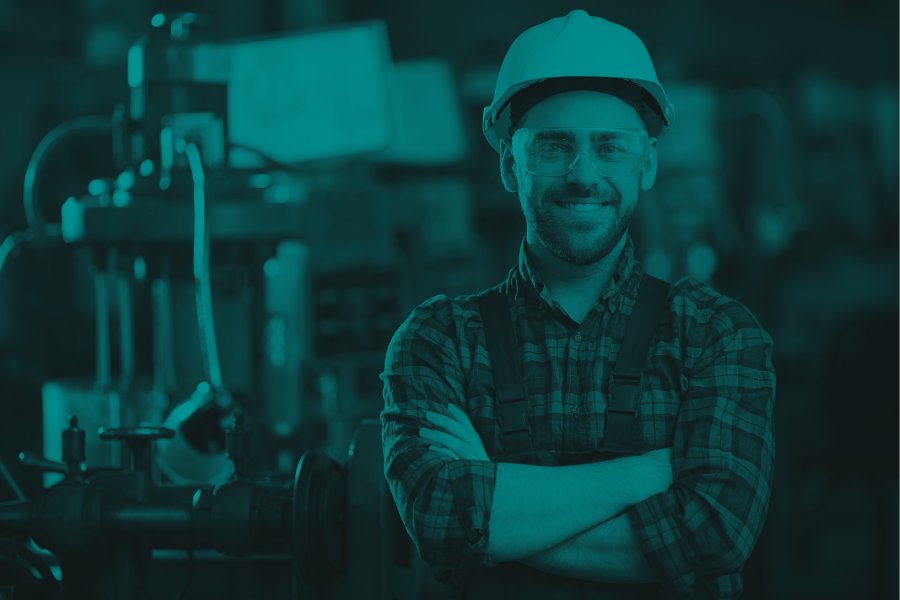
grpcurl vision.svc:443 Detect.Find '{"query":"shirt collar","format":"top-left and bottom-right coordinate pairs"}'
top-left (512, 233), bottom-right (639, 318)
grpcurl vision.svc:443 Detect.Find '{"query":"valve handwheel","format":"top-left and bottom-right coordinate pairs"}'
top-left (97, 426), bottom-right (176, 442)
top-left (98, 426), bottom-right (175, 473)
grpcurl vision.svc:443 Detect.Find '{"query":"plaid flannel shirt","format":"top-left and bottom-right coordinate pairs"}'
top-left (380, 233), bottom-right (776, 599)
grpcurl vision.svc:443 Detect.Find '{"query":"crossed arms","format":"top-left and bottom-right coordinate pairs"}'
top-left (418, 402), bottom-right (673, 583)
top-left (383, 297), bottom-right (776, 593)
top-left (487, 453), bottom-right (673, 583)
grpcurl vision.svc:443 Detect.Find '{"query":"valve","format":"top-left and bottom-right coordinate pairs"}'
top-left (98, 426), bottom-right (175, 474)
top-left (61, 415), bottom-right (85, 476)
top-left (18, 414), bottom-right (116, 478)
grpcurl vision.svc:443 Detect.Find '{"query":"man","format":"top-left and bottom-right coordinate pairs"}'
top-left (381, 10), bottom-right (776, 600)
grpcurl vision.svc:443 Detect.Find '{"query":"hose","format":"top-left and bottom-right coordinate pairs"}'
top-left (0, 230), bottom-right (28, 282)
top-left (23, 115), bottom-right (113, 237)
top-left (185, 143), bottom-right (222, 389)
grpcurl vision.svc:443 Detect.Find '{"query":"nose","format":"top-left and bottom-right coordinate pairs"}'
top-left (564, 151), bottom-right (603, 186)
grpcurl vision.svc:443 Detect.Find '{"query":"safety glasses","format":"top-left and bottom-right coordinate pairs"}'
top-left (511, 127), bottom-right (650, 178)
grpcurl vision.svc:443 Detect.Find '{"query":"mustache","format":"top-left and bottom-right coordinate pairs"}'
top-left (545, 184), bottom-right (621, 205)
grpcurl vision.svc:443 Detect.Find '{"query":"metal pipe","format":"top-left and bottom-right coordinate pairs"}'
top-left (0, 500), bottom-right (33, 535)
top-left (118, 268), bottom-right (135, 391)
top-left (100, 504), bottom-right (193, 534)
top-left (151, 279), bottom-right (166, 393)
top-left (151, 254), bottom-right (176, 396)
top-left (94, 268), bottom-right (111, 389)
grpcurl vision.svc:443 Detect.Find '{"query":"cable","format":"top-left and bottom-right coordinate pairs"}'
top-left (185, 143), bottom-right (222, 389)
top-left (0, 537), bottom-right (62, 599)
top-left (23, 115), bottom-right (113, 237)
top-left (173, 548), bottom-right (194, 600)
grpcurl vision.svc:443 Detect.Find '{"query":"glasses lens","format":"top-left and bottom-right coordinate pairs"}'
top-left (516, 129), bottom-right (646, 177)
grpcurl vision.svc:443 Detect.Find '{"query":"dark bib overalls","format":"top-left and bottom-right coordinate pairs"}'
top-left (461, 275), bottom-right (684, 600)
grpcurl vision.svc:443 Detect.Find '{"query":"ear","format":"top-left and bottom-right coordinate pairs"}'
top-left (499, 138), bottom-right (519, 193)
top-left (640, 136), bottom-right (658, 191)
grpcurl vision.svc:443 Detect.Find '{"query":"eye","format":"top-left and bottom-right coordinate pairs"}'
top-left (598, 145), bottom-right (623, 155)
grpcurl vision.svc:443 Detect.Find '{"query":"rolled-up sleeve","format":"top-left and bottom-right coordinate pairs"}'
top-left (626, 297), bottom-right (776, 599)
top-left (380, 297), bottom-right (498, 572)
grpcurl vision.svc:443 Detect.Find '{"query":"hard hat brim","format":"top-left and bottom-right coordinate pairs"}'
top-left (483, 76), bottom-right (674, 154)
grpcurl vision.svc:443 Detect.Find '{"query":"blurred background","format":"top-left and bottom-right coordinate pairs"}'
top-left (0, 0), bottom-right (896, 598)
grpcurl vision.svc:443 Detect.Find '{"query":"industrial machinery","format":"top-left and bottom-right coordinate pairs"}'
top-left (0, 9), bottom-right (478, 600)
top-left (0, 415), bottom-right (413, 600)
top-left (32, 13), bottom-right (402, 489)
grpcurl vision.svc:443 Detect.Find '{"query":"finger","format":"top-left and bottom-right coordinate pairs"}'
top-left (446, 403), bottom-right (476, 430)
top-left (421, 427), bottom-right (472, 460)
top-left (429, 446), bottom-right (460, 461)
top-left (444, 403), bottom-right (465, 421)
top-left (425, 409), bottom-right (478, 447)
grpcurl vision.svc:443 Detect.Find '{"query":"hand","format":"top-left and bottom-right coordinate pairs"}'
top-left (420, 403), bottom-right (491, 462)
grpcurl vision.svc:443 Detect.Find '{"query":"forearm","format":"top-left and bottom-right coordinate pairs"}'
top-left (486, 455), bottom-right (659, 563)
top-left (518, 511), bottom-right (657, 584)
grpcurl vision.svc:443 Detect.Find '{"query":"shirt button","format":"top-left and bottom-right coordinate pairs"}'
top-left (571, 405), bottom-right (580, 418)
top-left (574, 332), bottom-right (582, 342)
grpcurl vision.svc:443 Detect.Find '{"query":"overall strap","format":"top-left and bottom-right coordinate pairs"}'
top-left (602, 274), bottom-right (671, 454)
top-left (477, 289), bottom-right (533, 455)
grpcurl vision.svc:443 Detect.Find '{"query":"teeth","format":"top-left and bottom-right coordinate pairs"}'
top-left (560, 203), bottom-right (604, 212)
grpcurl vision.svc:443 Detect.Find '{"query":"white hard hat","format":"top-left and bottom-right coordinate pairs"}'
top-left (483, 10), bottom-right (675, 154)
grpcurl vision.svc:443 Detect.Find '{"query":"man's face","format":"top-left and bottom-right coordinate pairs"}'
top-left (500, 91), bottom-right (658, 266)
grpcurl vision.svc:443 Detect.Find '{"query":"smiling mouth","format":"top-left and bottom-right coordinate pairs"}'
top-left (555, 202), bottom-right (609, 212)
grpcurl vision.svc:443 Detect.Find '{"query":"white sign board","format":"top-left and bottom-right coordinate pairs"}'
top-left (228, 22), bottom-right (395, 165)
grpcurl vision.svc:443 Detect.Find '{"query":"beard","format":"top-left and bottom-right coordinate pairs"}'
top-left (518, 174), bottom-right (640, 266)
